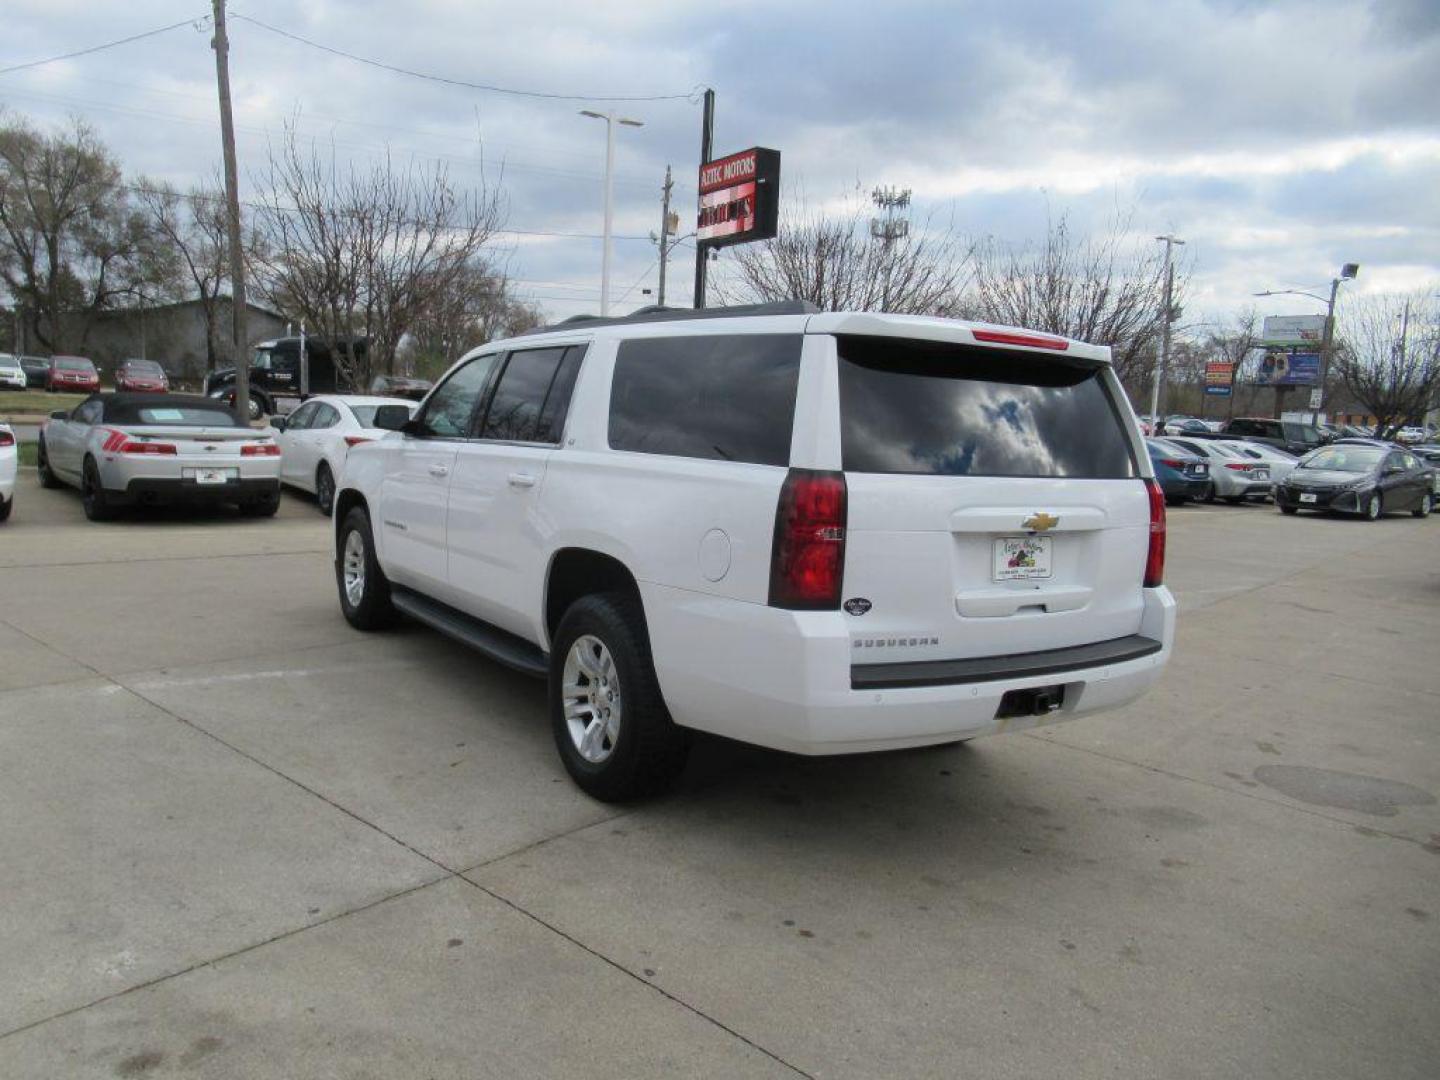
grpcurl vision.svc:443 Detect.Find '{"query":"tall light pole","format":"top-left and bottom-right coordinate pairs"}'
top-left (580, 110), bottom-right (644, 317)
top-left (1255, 262), bottom-right (1357, 423)
top-left (1147, 235), bottom-right (1184, 429)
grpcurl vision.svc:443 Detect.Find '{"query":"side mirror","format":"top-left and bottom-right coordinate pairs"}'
top-left (50, 410), bottom-right (68, 421)
top-left (269, 416), bottom-right (288, 432)
top-left (372, 404), bottom-right (411, 432)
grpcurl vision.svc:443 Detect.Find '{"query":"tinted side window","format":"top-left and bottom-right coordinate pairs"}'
top-left (535, 346), bottom-right (585, 444)
top-left (287, 402), bottom-right (316, 430)
top-left (838, 336), bottom-right (1135, 478)
top-left (312, 404), bottom-right (340, 430)
top-left (476, 347), bottom-right (569, 443)
top-left (608, 334), bottom-right (801, 466)
top-left (418, 355), bottom-right (499, 438)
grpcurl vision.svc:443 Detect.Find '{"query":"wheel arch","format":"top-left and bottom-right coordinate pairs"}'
top-left (333, 488), bottom-right (369, 549)
top-left (544, 547), bottom-right (645, 650)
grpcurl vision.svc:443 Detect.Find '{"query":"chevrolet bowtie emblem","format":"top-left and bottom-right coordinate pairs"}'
top-left (1023, 512), bottom-right (1060, 533)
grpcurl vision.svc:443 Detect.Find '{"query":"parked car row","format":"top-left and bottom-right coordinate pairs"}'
top-left (0, 352), bottom-right (171, 393)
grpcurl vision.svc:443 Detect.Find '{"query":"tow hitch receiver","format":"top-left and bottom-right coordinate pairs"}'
top-left (996, 685), bottom-right (1065, 720)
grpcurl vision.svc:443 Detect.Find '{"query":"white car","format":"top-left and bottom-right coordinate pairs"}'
top-left (1158, 436), bottom-right (1272, 503)
top-left (0, 422), bottom-right (16, 521)
top-left (0, 353), bottom-right (27, 391)
top-left (271, 395), bottom-right (417, 516)
top-left (332, 304), bottom-right (1176, 800)
top-left (37, 393), bottom-right (281, 521)
top-left (1221, 440), bottom-right (1298, 489)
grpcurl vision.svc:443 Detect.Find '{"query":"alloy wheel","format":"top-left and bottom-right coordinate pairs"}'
top-left (342, 528), bottom-right (366, 607)
top-left (562, 634), bottom-right (622, 764)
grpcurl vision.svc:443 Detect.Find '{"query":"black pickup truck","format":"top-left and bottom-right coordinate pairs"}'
top-left (204, 337), bottom-right (368, 418)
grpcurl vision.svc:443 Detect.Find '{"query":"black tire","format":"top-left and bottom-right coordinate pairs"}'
top-left (336, 506), bottom-right (397, 630)
top-left (315, 463), bottom-right (336, 517)
top-left (36, 440), bottom-right (61, 489)
top-left (549, 592), bottom-right (690, 802)
top-left (1362, 492), bottom-right (1383, 521)
top-left (239, 487), bottom-right (281, 517)
top-left (1164, 495), bottom-right (1183, 507)
top-left (1223, 495), bottom-right (1243, 505)
top-left (1413, 493), bottom-right (1432, 519)
top-left (247, 395), bottom-right (266, 421)
top-left (0, 496), bottom-right (11, 522)
top-left (81, 457), bottom-right (117, 521)
top-left (1202, 482), bottom-right (1216, 504)
top-left (1279, 504), bottom-right (1299, 516)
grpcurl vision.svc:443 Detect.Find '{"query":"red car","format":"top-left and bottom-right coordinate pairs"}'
top-left (114, 358), bottom-right (170, 393)
top-left (47, 356), bottom-right (101, 393)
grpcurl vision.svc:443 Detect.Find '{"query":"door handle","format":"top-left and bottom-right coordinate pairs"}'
top-left (508, 472), bottom-right (537, 489)
top-left (428, 464), bottom-right (449, 478)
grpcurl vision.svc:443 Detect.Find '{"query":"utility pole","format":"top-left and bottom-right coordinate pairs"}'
top-left (693, 88), bottom-right (715, 310)
top-left (211, 0), bottom-right (250, 422)
top-left (657, 165), bottom-right (674, 307)
top-left (1146, 234), bottom-right (1184, 429)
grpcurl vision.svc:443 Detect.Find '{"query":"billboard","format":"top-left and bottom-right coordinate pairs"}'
top-left (1204, 360), bottom-right (1233, 396)
top-left (1261, 314), bottom-right (1326, 347)
top-left (696, 147), bottom-right (780, 248)
top-left (1254, 350), bottom-right (1320, 386)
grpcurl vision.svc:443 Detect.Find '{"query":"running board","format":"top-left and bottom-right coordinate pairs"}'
top-left (390, 586), bottom-right (548, 679)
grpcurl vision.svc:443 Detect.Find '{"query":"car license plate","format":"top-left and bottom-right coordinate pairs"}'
top-left (994, 536), bottom-right (1053, 581)
top-left (1193, 464), bottom-right (1207, 475)
top-left (191, 468), bottom-right (232, 485)
top-left (1299, 493), bottom-right (1318, 504)
top-left (1254, 468), bottom-right (1269, 480)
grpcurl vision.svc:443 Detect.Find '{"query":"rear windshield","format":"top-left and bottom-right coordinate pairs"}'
top-left (350, 404), bottom-right (412, 428)
top-left (57, 358), bottom-right (96, 372)
top-left (104, 401), bottom-right (245, 428)
top-left (837, 336), bottom-right (1136, 478)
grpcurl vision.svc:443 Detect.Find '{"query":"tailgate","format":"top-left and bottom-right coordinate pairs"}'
top-left (835, 334), bottom-right (1148, 665)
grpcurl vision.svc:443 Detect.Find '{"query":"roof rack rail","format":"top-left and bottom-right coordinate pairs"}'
top-left (516, 300), bottom-right (821, 336)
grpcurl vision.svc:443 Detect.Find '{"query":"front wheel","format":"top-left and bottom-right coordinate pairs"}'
top-left (1279, 504), bottom-right (1299, 516)
top-left (336, 506), bottom-right (397, 630)
top-left (315, 464), bottom-right (336, 517)
top-left (549, 593), bottom-right (690, 802)
top-left (37, 441), bottom-right (60, 489)
top-left (1363, 492), bottom-right (1383, 521)
top-left (1413, 493), bottom-right (1432, 519)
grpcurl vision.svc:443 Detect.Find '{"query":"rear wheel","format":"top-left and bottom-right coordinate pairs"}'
top-left (1202, 482), bottom-right (1216, 504)
top-left (81, 458), bottom-right (117, 521)
top-left (1413, 493), bottom-right (1432, 519)
top-left (0, 497), bottom-right (11, 522)
top-left (239, 487), bottom-right (281, 517)
top-left (1223, 495), bottom-right (1243, 505)
top-left (336, 506), bottom-right (397, 630)
top-left (549, 592), bottom-right (690, 802)
top-left (1279, 504), bottom-right (1299, 516)
top-left (1363, 492), bottom-right (1383, 521)
top-left (315, 463), bottom-right (336, 517)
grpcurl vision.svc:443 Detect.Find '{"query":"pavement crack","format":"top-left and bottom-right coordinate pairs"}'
top-left (457, 875), bottom-right (817, 1079)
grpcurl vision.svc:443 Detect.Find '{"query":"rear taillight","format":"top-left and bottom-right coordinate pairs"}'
top-left (1223, 463), bottom-right (1250, 471)
top-left (122, 441), bottom-right (177, 455)
top-left (1144, 479), bottom-right (1166, 589)
top-left (343, 436), bottom-right (372, 448)
top-left (1159, 459), bottom-right (1184, 469)
top-left (768, 469), bottom-right (847, 610)
top-left (0, 430), bottom-right (14, 447)
top-left (241, 443), bottom-right (281, 456)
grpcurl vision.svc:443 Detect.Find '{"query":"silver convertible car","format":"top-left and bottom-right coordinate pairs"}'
top-left (37, 393), bottom-right (282, 521)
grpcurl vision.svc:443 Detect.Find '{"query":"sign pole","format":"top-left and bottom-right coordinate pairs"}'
top-left (693, 88), bottom-right (715, 310)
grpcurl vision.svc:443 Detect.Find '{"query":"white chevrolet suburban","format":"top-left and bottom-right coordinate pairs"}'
top-left (334, 303), bottom-right (1175, 800)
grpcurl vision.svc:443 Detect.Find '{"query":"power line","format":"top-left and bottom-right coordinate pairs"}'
top-left (0, 14), bottom-right (210, 76)
top-left (230, 13), bottom-right (699, 103)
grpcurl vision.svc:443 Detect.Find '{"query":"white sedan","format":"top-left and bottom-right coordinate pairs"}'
top-left (271, 395), bottom-right (416, 515)
top-left (0, 422), bottom-right (16, 521)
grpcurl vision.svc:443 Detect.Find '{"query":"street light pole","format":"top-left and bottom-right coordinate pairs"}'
top-left (580, 111), bottom-right (644, 317)
top-left (1147, 235), bottom-right (1184, 429)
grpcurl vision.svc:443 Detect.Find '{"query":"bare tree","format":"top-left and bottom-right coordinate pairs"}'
top-left (1334, 290), bottom-right (1440, 436)
top-left (404, 259), bottom-right (542, 378)
top-left (0, 114), bottom-right (171, 352)
top-left (247, 125), bottom-right (505, 387)
top-left (718, 189), bottom-right (971, 314)
top-left (961, 214), bottom-right (1180, 386)
top-left (136, 179), bottom-right (234, 371)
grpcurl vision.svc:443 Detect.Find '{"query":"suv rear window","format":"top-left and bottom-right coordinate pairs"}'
top-left (608, 334), bottom-right (801, 466)
top-left (837, 336), bottom-right (1136, 478)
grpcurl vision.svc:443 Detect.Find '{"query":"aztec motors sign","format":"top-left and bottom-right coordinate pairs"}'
top-left (696, 147), bottom-right (780, 248)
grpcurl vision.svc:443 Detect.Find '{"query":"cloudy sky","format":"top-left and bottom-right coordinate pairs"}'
top-left (3, 0), bottom-right (1437, 332)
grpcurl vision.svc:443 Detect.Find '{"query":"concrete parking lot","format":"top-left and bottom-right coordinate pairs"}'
top-left (1, 474), bottom-right (1436, 1079)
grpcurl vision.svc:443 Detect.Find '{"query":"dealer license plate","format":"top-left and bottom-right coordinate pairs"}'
top-left (993, 536), bottom-right (1053, 581)
top-left (1299, 493), bottom-right (1318, 504)
top-left (190, 468), bottom-right (234, 485)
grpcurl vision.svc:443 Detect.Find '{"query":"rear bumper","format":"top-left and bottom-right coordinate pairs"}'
top-left (114, 476), bottom-right (279, 505)
top-left (1157, 474), bottom-right (1209, 499)
top-left (643, 583), bottom-right (1175, 755)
